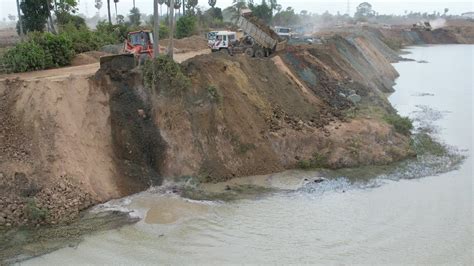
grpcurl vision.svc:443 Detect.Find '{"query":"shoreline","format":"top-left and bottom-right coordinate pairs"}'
top-left (0, 25), bottom-right (473, 234)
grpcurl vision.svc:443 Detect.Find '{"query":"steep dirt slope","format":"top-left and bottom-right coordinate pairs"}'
top-left (152, 48), bottom-right (412, 182)
top-left (0, 60), bottom-right (163, 227)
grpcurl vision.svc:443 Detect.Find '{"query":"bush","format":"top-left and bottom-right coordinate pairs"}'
top-left (160, 23), bottom-right (170, 39)
top-left (25, 198), bottom-right (48, 221)
top-left (143, 55), bottom-right (190, 96)
top-left (96, 20), bottom-right (129, 43)
top-left (56, 11), bottom-right (86, 29)
top-left (1, 41), bottom-right (47, 73)
top-left (60, 23), bottom-right (117, 54)
top-left (29, 32), bottom-right (74, 67)
top-left (384, 114), bottom-right (413, 135)
top-left (176, 15), bottom-right (197, 39)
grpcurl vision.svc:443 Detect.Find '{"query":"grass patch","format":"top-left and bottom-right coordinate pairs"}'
top-left (410, 133), bottom-right (447, 156)
top-left (384, 114), bottom-right (413, 136)
top-left (143, 55), bottom-right (191, 96)
top-left (25, 198), bottom-right (48, 221)
top-left (206, 85), bottom-right (221, 103)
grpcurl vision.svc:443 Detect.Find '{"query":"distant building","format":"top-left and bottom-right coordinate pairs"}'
top-left (461, 12), bottom-right (474, 19)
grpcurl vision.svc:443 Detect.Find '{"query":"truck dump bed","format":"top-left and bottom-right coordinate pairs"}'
top-left (237, 15), bottom-right (287, 52)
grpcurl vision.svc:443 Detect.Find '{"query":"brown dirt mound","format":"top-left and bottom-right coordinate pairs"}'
top-left (71, 51), bottom-right (110, 66)
top-left (160, 35), bottom-right (208, 53)
top-left (151, 50), bottom-right (412, 182)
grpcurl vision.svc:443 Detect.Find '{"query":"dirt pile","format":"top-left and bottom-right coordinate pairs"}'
top-left (0, 60), bottom-right (164, 227)
top-left (160, 35), bottom-right (209, 53)
top-left (71, 51), bottom-right (110, 66)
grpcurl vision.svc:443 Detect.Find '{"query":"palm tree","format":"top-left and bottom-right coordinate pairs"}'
top-left (114, 0), bottom-right (119, 23)
top-left (107, 0), bottom-right (112, 24)
top-left (208, 0), bottom-right (216, 8)
top-left (158, 0), bottom-right (165, 17)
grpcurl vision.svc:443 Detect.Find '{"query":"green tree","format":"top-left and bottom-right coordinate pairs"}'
top-left (185, 0), bottom-right (198, 15)
top-left (56, 11), bottom-right (86, 28)
top-left (208, 0), bottom-right (216, 8)
top-left (55, 0), bottom-right (79, 13)
top-left (95, 0), bottom-right (103, 14)
top-left (229, 0), bottom-right (246, 21)
top-left (17, 0), bottom-right (49, 34)
top-left (272, 7), bottom-right (299, 26)
top-left (129, 7), bottom-right (141, 26)
top-left (268, 0), bottom-right (277, 16)
top-left (249, 1), bottom-right (272, 23)
top-left (355, 2), bottom-right (375, 19)
top-left (176, 15), bottom-right (196, 38)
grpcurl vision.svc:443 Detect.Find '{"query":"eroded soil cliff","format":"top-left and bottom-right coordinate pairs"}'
top-left (1, 25), bottom-right (471, 227)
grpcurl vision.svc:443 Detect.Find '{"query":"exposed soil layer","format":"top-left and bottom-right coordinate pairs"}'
top-left (0, 25), bottom-right (471, 228)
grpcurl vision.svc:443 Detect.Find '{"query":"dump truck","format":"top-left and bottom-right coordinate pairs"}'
top-left (412, 21), bottom-right (432, 31)
top-left (236, 11), bottom-right (287, 57)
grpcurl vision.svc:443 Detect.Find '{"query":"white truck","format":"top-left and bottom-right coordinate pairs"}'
top-left (273, 26), bottom-right (292, 40)
top-left (208, 31), bottom-right (238, 52)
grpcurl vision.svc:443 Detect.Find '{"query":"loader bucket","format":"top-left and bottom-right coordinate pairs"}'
top-left (99, 54), bottom-right (136, 71)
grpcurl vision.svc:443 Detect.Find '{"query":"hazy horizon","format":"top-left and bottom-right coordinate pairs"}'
top-left (0, 0), bottom-right (473, 21)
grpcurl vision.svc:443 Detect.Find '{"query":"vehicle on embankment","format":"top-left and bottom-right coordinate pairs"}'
top-left (208, 10), bottom-right (287, 58)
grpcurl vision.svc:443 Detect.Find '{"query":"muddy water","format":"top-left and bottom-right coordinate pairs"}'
top-left (25, 45), bottom-right (473, 264)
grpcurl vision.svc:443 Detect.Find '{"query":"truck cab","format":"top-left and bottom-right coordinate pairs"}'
top-left (208, 31), bottom-right (237, 51)
top-left (274, 27), bottom-right (292, 40)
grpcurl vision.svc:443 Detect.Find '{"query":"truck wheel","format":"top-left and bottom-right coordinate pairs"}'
top-left (245, 48), bottom-right (255, 57)
top-left (255, 49), bottom-right (265, 58)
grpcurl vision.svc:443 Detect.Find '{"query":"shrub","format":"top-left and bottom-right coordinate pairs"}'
top-left (56, 11), bottom-right (86, 29)
top-left (25, 198), bottom-right (48, 221)
top-left (58, 22), bottom-right (119, 54)
top-left (160, 23), bottom-right (170, 39)
top-left (30, 32), bottom-right (74, 67)
top-left (143, 55), bottom-right (190, 96)
top-left (207, 85), bottom-right (220, 102)
top-left (176, 15), bottom-right (197, 39)
top-left (96, 20), bottom-right (129, 43)
top-left (384, 114), bottom-right (413, 135)
top-left (1, 41), bottom-right (47, 73)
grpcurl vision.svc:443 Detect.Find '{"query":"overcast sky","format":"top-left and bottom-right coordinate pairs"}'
top-left (1, 0), bottom-right (473, 19)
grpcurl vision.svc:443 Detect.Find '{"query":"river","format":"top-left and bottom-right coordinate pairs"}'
top-left (25, 45), bottom-right (473, 264)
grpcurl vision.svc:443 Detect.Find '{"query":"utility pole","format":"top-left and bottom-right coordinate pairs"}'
top-left (168, 0), bottom-right (174, 59)
top-left (16, 0), bottom-right (24, 38)
top-left (153, 0), bottom-right (159, 59)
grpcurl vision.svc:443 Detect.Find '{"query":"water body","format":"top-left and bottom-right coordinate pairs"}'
top-left (26, 45), bottom-right (473, 264)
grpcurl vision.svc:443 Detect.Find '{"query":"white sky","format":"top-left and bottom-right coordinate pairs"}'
top-left (1, 0), bottom-right (473, 19)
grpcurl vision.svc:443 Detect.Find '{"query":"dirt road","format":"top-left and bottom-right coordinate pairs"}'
top-left (0, 49), bottom-right (210, 82)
